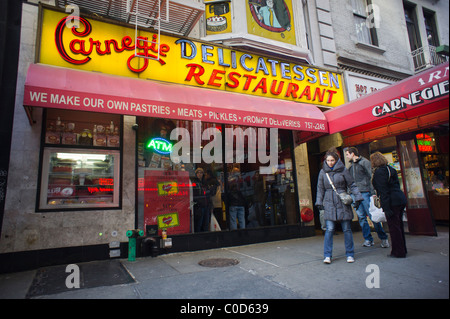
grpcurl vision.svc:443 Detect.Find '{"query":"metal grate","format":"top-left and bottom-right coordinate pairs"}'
top-left (198, 258), bottom-right (240, 268)
top-left (56, 0), bottom-right (204, 36)
top-left (410, 45), bottom-right (449, 72)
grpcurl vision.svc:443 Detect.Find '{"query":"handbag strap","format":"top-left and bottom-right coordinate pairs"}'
top-left (325, 173), bottom-right (339, 194)
top-left (375, 166), bottom-right (392, 197)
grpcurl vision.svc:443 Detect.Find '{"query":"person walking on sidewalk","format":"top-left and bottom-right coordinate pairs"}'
top-left (371, 152), bottom-right (408, 258)
top-left (345, 147), bottom-right (389, 248)
top-left (316, 150), bottom-right (363, 264)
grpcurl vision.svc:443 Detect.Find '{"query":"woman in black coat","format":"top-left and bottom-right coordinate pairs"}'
top-left (192, 168), bottom-right (210, 232)
top-left (316, 150), bottom-right (363, 264)
top-left (370, 152), bottom-right (407, 258)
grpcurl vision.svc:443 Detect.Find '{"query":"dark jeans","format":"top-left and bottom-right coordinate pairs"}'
top-left (194, 206), bottom-right (210, 232)
top-left (386, 205), bottom-right (407, 257)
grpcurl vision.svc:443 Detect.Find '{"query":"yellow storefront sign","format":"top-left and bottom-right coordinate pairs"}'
top-left (39, 7), bottom-right (346, 107)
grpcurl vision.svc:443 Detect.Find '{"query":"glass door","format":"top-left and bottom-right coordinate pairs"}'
top-left (397, 135), bottom-right (436, 235)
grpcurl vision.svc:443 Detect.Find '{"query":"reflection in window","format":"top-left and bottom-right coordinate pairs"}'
top-left (351, 0), bottom-right (378, 46)
top-left (398, 140), bottom-right (427, 209)
top-left (136, 117), bottom-right (299, 236)
top-left (40, 149), bottom-right (120, 209)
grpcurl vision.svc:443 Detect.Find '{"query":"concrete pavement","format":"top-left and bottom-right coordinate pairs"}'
top-left (0, 227), bottom-right (448, 300)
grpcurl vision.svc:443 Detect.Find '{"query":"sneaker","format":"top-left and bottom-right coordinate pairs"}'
top-left (362, 240), bottom-right (374, 247)
top-left (381, 239), bottom-right (390, 248)
top-left (323, 257), bottom-right (331, 264)
top-left (347, 256), bottom-right (355, 263)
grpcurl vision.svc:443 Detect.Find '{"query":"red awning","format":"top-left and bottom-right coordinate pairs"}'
top-left (325, 62), bottom-right (449, 145)
top-left (23, 63), bottom-right (328, 135)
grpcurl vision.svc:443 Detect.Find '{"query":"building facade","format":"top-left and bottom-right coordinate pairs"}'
top-left (0, 0), bottom-right (448, 272)
top-left (324, 0), bottom-right (449, 235)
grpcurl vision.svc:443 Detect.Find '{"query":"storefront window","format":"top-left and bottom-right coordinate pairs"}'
top-left (40, 149), bottom-right (120, 209)
top-left (417, 132), bottom-right (449, 192)
top-left (369, 137), bottom-right (404, 192)
top-left (38, 109), bottom-right (121, 210)
top-left (418, 131), bottom-right (450, 222)
top-left (136, 117), bottom-right (298, 236)
top-left (398, 139), bottom-right (427, 209)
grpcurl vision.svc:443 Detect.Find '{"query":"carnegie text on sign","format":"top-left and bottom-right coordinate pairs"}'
top-left (39, 8), bottom-right (345, 108)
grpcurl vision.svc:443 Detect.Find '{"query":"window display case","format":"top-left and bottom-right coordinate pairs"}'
top-left (44, 109), bottom-right (120, 148)
top-left (38, 109), bottom-right (122, 211)
top-left (39, 148), bottom-right (120, 210)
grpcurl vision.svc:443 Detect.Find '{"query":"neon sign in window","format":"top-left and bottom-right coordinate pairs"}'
top-left (416, 133), bottom-right (434, 153)
top-left (146, 137), bottom-right (173, 155)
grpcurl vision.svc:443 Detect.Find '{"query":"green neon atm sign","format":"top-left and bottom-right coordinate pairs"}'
top-left (147, 137), bottom-right (173, 155)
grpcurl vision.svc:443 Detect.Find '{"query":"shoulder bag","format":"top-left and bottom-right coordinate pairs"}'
top-left (326, 173), bottom-right (353, 206)
top-left (374, 166), bottom-right (391, 209)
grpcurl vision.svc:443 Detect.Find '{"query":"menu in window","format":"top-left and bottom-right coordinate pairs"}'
top-left (144, 170), bottom-right (191, 236)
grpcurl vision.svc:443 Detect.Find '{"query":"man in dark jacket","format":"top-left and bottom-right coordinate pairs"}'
top-left (226, 168), bottom-right (247, 230)
top-left (345, 147), bottom-right (389, 248)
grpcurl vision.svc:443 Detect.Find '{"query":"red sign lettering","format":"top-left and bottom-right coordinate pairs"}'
top-left (55, 16), bottom-right (170, 72)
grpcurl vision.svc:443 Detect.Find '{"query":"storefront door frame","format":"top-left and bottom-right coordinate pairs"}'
top-left (396, 132), bottom-right (437, 236)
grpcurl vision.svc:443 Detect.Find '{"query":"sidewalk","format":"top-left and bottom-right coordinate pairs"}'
top-left (0, 227), bottom-right (448, 299)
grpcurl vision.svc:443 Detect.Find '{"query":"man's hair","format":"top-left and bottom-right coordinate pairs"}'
top-left (346, 147), bottom-right (359, 157)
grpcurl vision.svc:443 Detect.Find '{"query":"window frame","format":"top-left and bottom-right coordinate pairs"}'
top-left (423, 8), bottom-right (439, 47)
top-left (351, 0), bottom-right (379, 47)
top-left (36, 109), bottom-right (123, 212)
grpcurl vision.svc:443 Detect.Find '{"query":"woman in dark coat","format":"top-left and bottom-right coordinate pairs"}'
top-left (371, 152), bottom-right (407, 258)
top-left (192, 168), bottom-right (210, 232)
top-left (316, 150), bottom-right (363, 264)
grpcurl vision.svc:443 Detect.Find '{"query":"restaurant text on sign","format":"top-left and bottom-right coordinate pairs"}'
top-left (39, 7), bottom-right (346, 107)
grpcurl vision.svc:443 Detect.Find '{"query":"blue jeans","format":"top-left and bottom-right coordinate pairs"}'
top-left (229, 206), bottom-right (245, 230)
top-left (353, 192), bottom-right (388, 241)
top-left (324, 220), bottom-right (354, 258)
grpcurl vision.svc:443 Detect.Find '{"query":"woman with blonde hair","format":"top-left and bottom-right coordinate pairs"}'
top-left (370, 152), bottom-right (407, 258)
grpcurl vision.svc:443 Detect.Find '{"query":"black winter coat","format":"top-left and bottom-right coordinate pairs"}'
top-left (315, 159), bottom-right (363, 221)
top-left (192, 177), bottom-right (209, 207)
top-left (372, 165), bottom-right (407, 217)
top-left (224, 183), bottom-right (246, 207)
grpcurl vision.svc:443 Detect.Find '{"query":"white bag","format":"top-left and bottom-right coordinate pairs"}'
top-left (369, 196), bottom-right (386, 223)
top-left (210, 214), bottom-right (221, 231)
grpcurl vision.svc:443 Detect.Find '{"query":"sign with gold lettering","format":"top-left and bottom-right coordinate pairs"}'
top-left (38, 7), bottom-right (345, 107)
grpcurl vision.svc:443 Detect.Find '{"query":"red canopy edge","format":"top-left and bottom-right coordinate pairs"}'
top-left (23, 63), bottom-right (328, 134)
top-left (342, 107), bottom-right (449, 146)
top-left (325, 62), bottom-right (449, 139)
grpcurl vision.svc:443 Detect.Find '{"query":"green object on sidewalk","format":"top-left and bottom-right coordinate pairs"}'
top-left (126, 229), bottom-right (144, 262)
